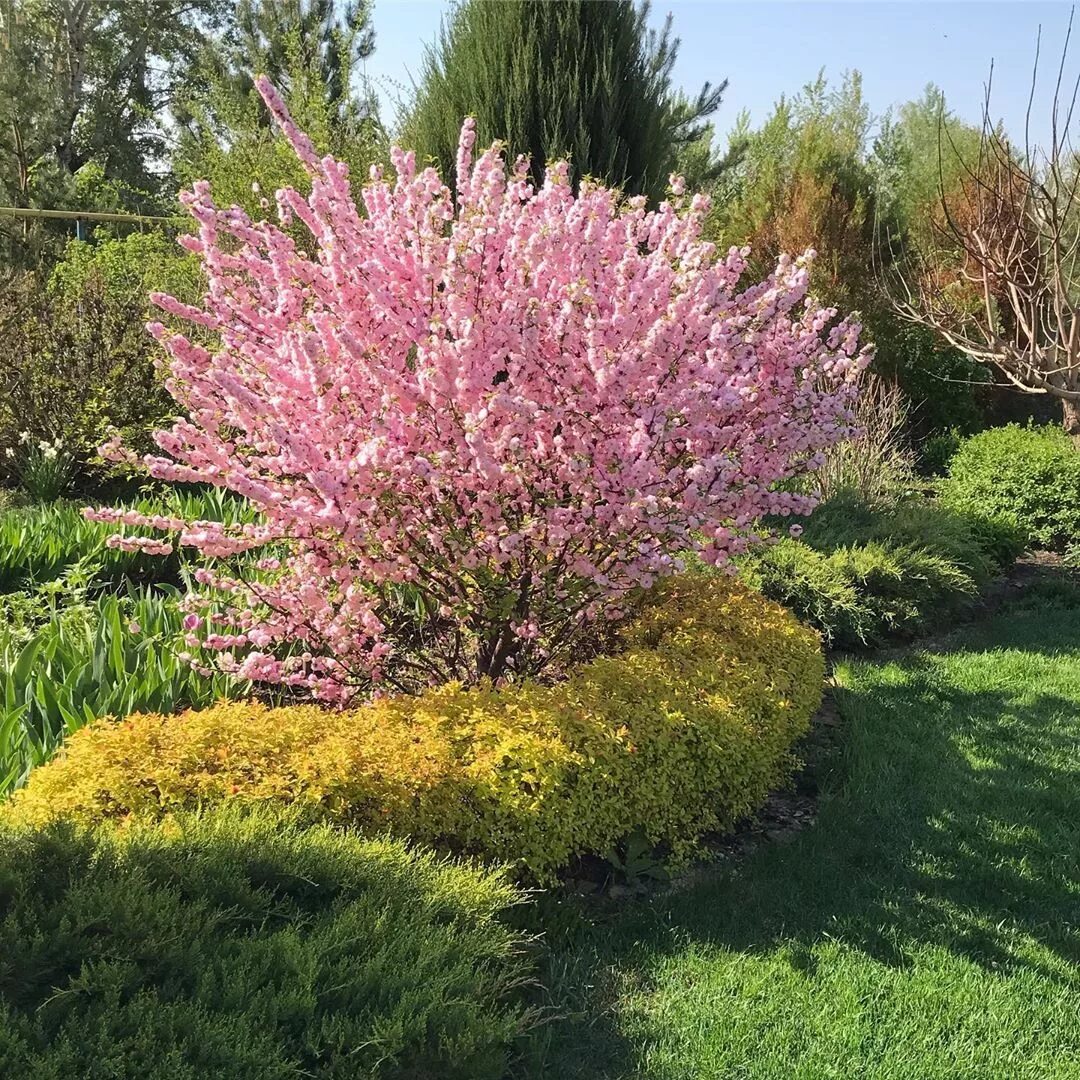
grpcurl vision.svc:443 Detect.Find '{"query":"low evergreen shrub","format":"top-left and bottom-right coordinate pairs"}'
top-left (0, 809), bottom-right (530, 1080)
top-left (741, 493), bottom-right (1025, 648)
top-left (744, 539), bottom-right (976, 649)
top-left (3, 574), bottom-right (824, 881)
top-left (796, 493), bottom-right (1026, 583)
top-left (939, 424), bottom-right (1080, 551)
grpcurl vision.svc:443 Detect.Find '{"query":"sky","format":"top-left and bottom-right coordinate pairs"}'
top-left (361, 1), bottom-right (1080, 151)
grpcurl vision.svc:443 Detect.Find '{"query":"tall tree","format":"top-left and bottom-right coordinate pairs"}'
top-left (190, 0), bottom-right (375, 135)
top-left (710, 72), bottom-right (876, 299)
top-left (710, 73), bottom-right (991, 436)
top-left (401, 0), bottom-right (731, 202)
top-left (0, 0), bottom-right (220, 267)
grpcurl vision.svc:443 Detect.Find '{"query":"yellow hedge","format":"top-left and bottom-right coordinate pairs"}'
top-left (3, 574), bottom-right (823, 879)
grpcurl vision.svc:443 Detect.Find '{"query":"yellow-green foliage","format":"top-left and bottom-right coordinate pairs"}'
top-left (4, 575), bottom-right (823, 879)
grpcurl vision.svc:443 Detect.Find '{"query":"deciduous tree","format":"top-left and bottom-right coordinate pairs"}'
top-left (885, 20), bottom-right (1080, 438)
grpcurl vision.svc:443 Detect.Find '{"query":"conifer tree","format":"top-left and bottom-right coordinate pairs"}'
top-left (402, 0), bottom-right (729, 201)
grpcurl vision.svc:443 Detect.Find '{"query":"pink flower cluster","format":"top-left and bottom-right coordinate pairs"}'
top-left (93, 78), bottom-right (870, 699)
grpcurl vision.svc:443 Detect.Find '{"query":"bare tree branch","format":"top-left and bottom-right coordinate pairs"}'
top-left (882, 7), bottom-right (1080, 437)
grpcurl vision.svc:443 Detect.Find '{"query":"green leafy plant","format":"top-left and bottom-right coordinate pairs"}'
top-left (939, 424), bottom-right (1080, 551)
top-left (0, 587), bottom-right (242, 796)
top-left (0, 265), bottom-right (172, 490)
top-left (0, 489), bottom-right (257, 594)
top-left (920, 427), bottom-right (965, 476)
top-left (605, 827), bottom-right (670, 887)
top-left (0, 808), bottom-right (531, 1080)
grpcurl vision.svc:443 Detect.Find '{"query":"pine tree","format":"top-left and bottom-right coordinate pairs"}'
top-left (173, 0), bottom-right (382, 220)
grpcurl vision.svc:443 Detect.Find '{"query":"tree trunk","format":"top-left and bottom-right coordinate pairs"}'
top-left (1063, 397), bottom-right (1080, 446)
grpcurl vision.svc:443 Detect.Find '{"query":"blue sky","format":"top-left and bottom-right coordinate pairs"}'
top-left (362, 1), bottom-right (1079, 151)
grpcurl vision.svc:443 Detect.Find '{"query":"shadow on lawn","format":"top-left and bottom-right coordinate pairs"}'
top-left (522, 600), bottom-right (1080, 1078)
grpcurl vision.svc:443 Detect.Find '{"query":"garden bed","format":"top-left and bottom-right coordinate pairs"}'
top-left (4, 574), bottom-right (824, 883)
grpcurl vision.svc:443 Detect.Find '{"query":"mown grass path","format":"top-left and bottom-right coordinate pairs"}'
top-left (526, 594), bottom-right (1080, 1078)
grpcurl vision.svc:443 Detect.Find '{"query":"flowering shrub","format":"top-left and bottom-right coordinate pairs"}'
top-left (5, 574), bottom-right (823, 880)
top-left (94, 78), bottom-right (868, 699)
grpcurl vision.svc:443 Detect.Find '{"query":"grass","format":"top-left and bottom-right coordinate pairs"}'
top-left (524, 587), bottom-right (1080, 1078)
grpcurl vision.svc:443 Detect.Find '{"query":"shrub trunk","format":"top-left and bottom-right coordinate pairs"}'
top-left (1063, 396), bottom-right (1080, 444)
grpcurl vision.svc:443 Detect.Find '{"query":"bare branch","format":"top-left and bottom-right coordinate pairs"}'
top-left (882, 7), bottom-right (1080, 434)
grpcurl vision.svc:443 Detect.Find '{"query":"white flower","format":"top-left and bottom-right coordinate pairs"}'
top-left (37, 439), bottom-right (50, 452)
top-left (53, 437), bottom-right (63, 449)
top-left (18, 431), bottom-right (30, 444)
top-left (3, 447), bottom-right (13, 458)
top-left (251, 180), bottom-right (261, 194)
top-left (42, 446), bottom-right (57, 460)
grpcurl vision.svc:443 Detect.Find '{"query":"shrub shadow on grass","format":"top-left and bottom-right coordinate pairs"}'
top-left (523, 600), bottom-right (1080, 1078)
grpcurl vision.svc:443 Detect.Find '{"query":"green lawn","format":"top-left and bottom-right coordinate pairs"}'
top-left (525, 591), bottom-right (1080, 1078)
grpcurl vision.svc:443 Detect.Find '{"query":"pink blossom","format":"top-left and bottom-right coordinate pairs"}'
top-left (98, 82), bottom-right (870, 699)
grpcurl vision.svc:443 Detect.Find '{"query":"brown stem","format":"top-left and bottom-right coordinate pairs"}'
top-left (1063, 396), bottom-right (1080, 444)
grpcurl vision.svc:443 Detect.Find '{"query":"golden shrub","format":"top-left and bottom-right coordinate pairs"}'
top-left (4, 574), bottom-right (824, 879)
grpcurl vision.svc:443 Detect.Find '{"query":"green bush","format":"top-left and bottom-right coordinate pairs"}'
top-left (796, 493), bottom-right (1026, 583)
top-left (939, 424), bottom-right (1080, 551)
top-left (46, 232), bottom-right (200, 307)
top-left (0, 235), bottom-right (202, 493)
top-left (919, 427), bottom-right (964, 476)
top-left (0, 809), bottom-right (530, 1079)
top-left (0, 271), bottom-right (165, 488)
top-left (741, 494), bottom-right (1024, 648)
top-left (743, 539), bottom-right (976, 649)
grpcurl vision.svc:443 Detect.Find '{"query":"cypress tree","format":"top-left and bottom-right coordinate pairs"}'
top-left (402, 0), bottom-right (728, 201)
